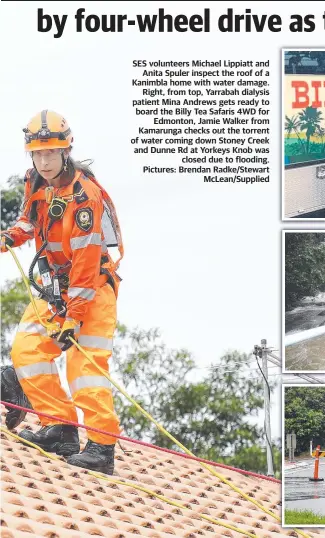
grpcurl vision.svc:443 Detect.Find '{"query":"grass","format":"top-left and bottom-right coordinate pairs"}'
top-left (285, 509), bottom-right (325, 525)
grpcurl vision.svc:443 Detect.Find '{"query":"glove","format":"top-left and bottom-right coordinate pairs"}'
top-left (56, 318), bottom-right (80, 351)
top-left (1, 233), bottom-right (14, 253)
top-left (46, 322), bottom-right (61, 339)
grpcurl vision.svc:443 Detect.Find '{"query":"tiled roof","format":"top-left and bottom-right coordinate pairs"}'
top-left (1, 406), bottom-right (325, 538)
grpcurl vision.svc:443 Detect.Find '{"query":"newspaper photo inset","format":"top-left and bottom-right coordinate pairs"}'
top-left (283, 49), bottom-right (325, 219)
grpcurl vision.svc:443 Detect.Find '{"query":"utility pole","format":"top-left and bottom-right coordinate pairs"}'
top-left (261, 339), bottom-right (275, 477)
top-left (253, 340), bottom-right (325, 477)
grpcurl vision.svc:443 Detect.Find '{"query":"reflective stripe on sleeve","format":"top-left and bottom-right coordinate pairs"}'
top-left (70, 233), bottom-right (102, 250)
top-left (69, 375), bottom-right (111, 395)
top-left (17, 322), bottom-right (47, 335)
top-left (78, 335), bottom-right (113, 351)
top-left (47, 242), bottom-right (63, 252)
top-left (16, 361), bottom-right (59, 381)
top-left (67, 287), bottom-right (96, 300)
top-left (16, 221), bottom-right (34, 233)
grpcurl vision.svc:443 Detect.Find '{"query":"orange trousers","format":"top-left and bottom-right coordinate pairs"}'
top-left (11, 283), bottom-right (120, 444)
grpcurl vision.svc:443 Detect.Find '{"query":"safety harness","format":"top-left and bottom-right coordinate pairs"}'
top-left (25, 176), bottom-right (124, 320)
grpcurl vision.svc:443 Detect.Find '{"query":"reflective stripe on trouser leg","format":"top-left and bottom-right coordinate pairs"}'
top-left (67, 284), bottom-right (120, 444)
top-left (11, 299), bottom-right (78, 426)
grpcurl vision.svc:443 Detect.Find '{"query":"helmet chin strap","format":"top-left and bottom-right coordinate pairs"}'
top-left (33, 151), bottom-right (68, 181)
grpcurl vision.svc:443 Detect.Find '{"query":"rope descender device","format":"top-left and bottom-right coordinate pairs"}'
top-left (28, 239), bottom-right (67, 325)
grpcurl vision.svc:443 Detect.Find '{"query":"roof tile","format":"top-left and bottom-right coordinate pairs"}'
top-left (2, 406), bottom-right (325, 538)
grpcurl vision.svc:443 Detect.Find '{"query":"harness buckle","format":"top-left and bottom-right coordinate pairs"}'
top-left (45, 186), bottom-right (54, 204)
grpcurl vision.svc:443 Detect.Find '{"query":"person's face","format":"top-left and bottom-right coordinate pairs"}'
top-left (32, 148), bottom-right (68, 181)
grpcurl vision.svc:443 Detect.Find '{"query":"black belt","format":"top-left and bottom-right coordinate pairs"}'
top-left (99, 267), bottom-right (116, 293)
top-left (57, 266), bottom-right (115, 294)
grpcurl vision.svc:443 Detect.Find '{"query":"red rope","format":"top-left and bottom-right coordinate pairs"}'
top-left (1, 400), bottom-right (280, 484)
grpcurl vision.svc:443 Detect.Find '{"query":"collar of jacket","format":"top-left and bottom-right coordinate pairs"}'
top-left (24, 170), bottom-right (82, 214)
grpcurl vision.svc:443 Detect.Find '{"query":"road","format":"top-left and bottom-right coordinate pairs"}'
top-left (285, 459), bottom-right (325, 516)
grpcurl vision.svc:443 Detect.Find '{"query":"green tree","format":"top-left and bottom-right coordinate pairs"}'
top-left (224, 443), bottom-right (281, 475)
top-left (285, 233), bottom-right (325, 310)
top-left (1, 175), bottom-right (30, 365)
top-left (1, 175), bottom-right (24, 230)
top-left (285, 387), bottom-right (325, 452)
top-left (316, 126), bottom-right (325, 153)
top-left (285, 115), bottom-right (306, 152)
top-left (298, 107), bottom-right (324, 154)
top-left (1, 278), bottom-right (29, 365)
top-left (112, 328), bottom-right (280, 474)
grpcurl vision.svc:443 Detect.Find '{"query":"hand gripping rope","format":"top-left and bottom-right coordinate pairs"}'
top-left (2, 245), bottom-right (312, 538)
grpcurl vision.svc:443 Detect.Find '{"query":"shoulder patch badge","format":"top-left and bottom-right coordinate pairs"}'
top-left (73, 180), bottom-right (89, 204)
top-left (75, 207), bottom-right (93, 232)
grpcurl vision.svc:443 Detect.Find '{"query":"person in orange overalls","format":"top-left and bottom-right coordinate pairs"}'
top-left (1, 110), bottom-right (123, 475)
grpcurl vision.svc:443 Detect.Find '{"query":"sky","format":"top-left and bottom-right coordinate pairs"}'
top-left (1, 1), bottom-right (325, 442)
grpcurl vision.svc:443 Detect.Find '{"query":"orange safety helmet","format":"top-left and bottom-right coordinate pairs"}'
top-left (23, 110), bottom-right (73, 152)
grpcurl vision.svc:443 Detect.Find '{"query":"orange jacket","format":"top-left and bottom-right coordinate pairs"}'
top-left (6, 169), bottom-right (122, 321)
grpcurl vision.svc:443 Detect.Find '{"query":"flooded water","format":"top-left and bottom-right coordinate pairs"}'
top-left (285, 295), bottom-right (325, 371)
top-left (285, 461), bottom-right (325, 516)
